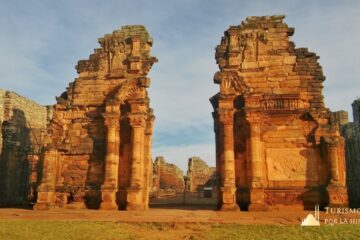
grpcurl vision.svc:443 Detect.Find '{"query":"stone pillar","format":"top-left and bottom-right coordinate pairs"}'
top-left (327, 138), bottom-right (348, 207)
top-left (142, 113), bottom-right (154, 209)
top-left (247, 112), bottom-right (266, 211)
top-left (218, 109), bottom-right (239, 211)
top-left (127, 112), bottom-right (147, 210)
top-left (27, 154), bottom-right (39, 186)
top-left (213, 112), bottom-right (221, 177)
top-left (34, 148), bottom-right (59, 210)
top-left (27, 154), bottom-right (39, 203)
top-left (329, 142), bottom-right (341, 186)
top-left (100, 112), bottom-right (120, 210)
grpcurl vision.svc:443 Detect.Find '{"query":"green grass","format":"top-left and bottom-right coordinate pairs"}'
top-left (206, 224), bottom-right (360, 240)
top-left (0, 221), bottom-right (135, 240)
top-left (0, 221), bottom-right (359, 240)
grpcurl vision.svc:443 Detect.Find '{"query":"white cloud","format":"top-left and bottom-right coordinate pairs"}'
top-left (0, 0), bottom-right (359, 169)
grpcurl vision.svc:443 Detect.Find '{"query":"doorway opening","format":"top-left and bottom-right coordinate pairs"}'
top-left (149, 156), bottom-right (219, 210)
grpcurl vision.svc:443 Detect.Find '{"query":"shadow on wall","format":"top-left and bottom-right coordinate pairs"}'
top-left (0, 109), bottom-right (32, 208)
top-left (302, 144), bottom-right (329, 211)
top-left (300, 112), bottom-right (329, 210)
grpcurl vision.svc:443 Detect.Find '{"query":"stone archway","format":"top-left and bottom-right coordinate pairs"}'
top-left (32, 16), bottom-right (348, 212)
top-left (100, 83), bottom-right (154, 210)
top-left (34, 25), bottom-right (157, 211)
top-left (210, 15), bottom-right (347, 211)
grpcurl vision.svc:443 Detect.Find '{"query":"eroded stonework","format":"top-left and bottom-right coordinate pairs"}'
top-left (210, 15), bottom-right (347, 211)
top-left (336, 100), bottom-right (360, 207)
top-left (187, 157), bottom-right (217, 192)
top-left (0, 90), bottom-right (52, 206)
top-left (151, 156), bottom-right (185, 197)
top-left (34, 25), bottom-right (157, 210)
top-left (150, 156), bottom-right (219, 206)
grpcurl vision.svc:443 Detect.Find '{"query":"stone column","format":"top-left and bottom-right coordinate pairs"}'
top-left (34, 148), bottom-right (58, 210)
top-left (100, 112), bottom-right (120, 210)
top-left (127, 112), bottom-right (147, 210)
top-left (327, 138), bottom-right (348, 207)
top-left (247, 112), bottom-right (266, 211)
top-left (27, 154), bottom-right (39, 203)
top-left (328, 142), bottom-right (341, 186)
top-left (142, 113), bottom-right (154, 209)
top-left (213, 112), bottom-right (221, 177)
top-left (218, 109), bottom-right (239, 211)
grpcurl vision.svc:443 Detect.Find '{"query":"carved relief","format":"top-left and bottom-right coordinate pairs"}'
top-left (214, 71), bottom-right (249, 95)
top-left (265, 148), bottom-right (319, 181)
top-left (128, 113), bottom-right (147, 128)
top-left (260, 95), bottom-right (305, 110)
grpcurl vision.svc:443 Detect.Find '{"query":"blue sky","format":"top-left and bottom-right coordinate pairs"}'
top-left (0, 0), bottom-right (359, 170)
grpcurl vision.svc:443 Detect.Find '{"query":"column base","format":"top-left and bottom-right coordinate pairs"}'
top-left (220, 203), bottom-right (240, 211)
top-left (100, 186), bottom-right (118, 210)
top-left (66, 202), bottom-right (86, 210)
top-left (219, 186), bottom-right (239, 211)
top-left (327, 185), bottom-right (348, 207)
top-left (33, 202), bottom-right (56, 210)
top-left (33, 191), bottom-right (56, 210)
top-left (248, 188), bottom-right (267, 211)
top-left (99, 201), bottom-right (118, 210)
top-left (126, 186), bottom-right (146, 211)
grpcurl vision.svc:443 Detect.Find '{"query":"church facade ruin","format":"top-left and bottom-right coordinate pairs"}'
top-left (34, 25), bottom-right (157, 210)
top-left (210, 15), bottom-right (348, 211)
top-left (0, 16), bottom-right (354, 212)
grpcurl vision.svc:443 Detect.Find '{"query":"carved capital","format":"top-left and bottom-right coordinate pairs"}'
top-left (102, 113), bottom-right (120, 128)
top-left (105, 100), bottom-right (121, 114)
top-left (323, 136), bottom-right (340, 148)
top-left (246, 112), bottom-right (261, 124)
top-left (129, 113), bottom-right (147, 128)
top-left (218, 109), bottom-right (234, 125)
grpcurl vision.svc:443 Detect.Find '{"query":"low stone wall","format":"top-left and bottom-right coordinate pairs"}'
top-left (150, 191), bottom-right (218, 207)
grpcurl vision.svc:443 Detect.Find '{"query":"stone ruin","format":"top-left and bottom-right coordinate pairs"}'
top-left (150, 156), bottom-right (218, 206)
top-left (334, 99), bottom-right (360, 207)
top-left (0, 90), bottom-right (52, 206)
top-left (187, 157), bottom-right (217, 193)
top-left (0, 16), bottom-right (355, 211)
top-left (210, 15), bottom-right (348, 210)
top-left (151, 156), bottom-right (185, 197)
top-left (33, 25), bottom-right (157, 210)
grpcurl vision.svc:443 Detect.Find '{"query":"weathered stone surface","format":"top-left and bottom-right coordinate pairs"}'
top-left (187, 157), bottom-right (216, 192)
top-left (34, 25), bottom-right (157, 211)
top-left (0, 90), bottom-right (52, 206)
top-left (151, 156), bottom-right (185, 196)
top-left (211, 15), bottom-right (347, 211)
top-left (150, 156), bottom-right (219, 206)
top-left (336, 100), bottom-right (360, 207)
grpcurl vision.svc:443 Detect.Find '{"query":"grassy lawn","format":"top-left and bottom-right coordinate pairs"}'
top-left (0, 221), bottom-right (359, 240)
